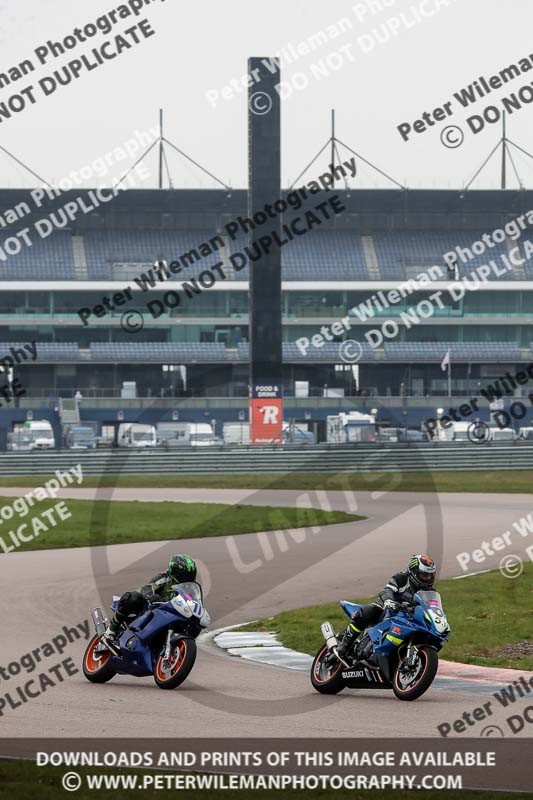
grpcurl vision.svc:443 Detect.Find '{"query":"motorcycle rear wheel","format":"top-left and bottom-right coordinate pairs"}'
top-left (153, 637), bottom-right (197, 690)
top-left (392, 646), bottom-right (438, 701)
top-left (310, 644), bottom-right (345, 694)
top-left (83, 635), bottom-right (116, 683)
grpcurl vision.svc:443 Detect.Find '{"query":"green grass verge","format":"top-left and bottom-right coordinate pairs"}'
top-left (243, 563), bottom-right (533, 671)
top-left (0, 470), bottom-right (532, 492)
top-left (1, 762), bottom-right (530, 800)
top-left (0, 497), bottom-right (361, 553)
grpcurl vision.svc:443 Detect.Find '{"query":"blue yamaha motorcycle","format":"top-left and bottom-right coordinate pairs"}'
top-left (311, 590), bottom-right (450, 701)
top-left (83, 582), bottom-right (210, 690)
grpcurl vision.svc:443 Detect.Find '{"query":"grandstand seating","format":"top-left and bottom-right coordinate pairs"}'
top-left (83, 230), bottom-right (225, 281)
top-left (3, 228), bottom-right (530, 282)
top-left (230, 231), bottom-right (369, 280)
top-left (383, 342), bottom-right (522, 361)
top-left (372, 231), bottom-right (514, 280)
top-left (89, 342), bottom-right (227, 362)
top-left (0, 342), bottom-right (79, 359)
top-left (0, 339), bottom-right (525, 367)
top-left (79, 230), bottom-right (533, 282)
top-left (0, 231), bottom-right (75, 280)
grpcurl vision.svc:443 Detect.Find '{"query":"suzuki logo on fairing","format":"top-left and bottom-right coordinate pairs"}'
top-left (342, 670), bottom-right (365, 679)
top-left (261, 405), bottom-right (279, 424)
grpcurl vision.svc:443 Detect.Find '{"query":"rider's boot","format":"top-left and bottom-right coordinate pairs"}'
top-left (100, 617), bottom-right (122, 655)
top-left (337, 613), bottom-right (364, 659)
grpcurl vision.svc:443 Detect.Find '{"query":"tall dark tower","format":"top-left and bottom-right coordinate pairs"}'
top-left (248, 57), bottom-right (283, 443)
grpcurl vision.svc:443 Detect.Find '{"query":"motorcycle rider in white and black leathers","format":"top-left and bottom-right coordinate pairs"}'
top-left (337, 555), bottom-right (437, 659)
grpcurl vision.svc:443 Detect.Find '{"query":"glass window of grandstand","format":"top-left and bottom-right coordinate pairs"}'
top-left (1, 325), bottom-right (56, 343)
top-left (0, 291), bottom-right (50, 315)
top-left (54, 292), bottom-right (108, 314)
top-left (404, 326), bottom-right (520, 343)
top-left (286, 292), bottom-right (344, 317)
top-left (49, 292), bottom-right (247, 318)
top-left (462, 291), bottom-right (523, 316)
top-left (345, 291), bottom-right (393, 317)
top-left (148, 291), bottom-right (245, 317)
top-left (0, 292), bottom-right (24, 314)
top-left (164, 325), bottom-right (247, 345)
top-left (406, 291), bottom-right (460, 316)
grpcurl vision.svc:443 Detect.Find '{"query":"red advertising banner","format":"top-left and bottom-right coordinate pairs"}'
top-left (249, 398), bottom-right (283, 444)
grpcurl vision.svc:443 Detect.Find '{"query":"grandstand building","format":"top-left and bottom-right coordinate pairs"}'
top-left (1, 186), bottom-right (533, 442)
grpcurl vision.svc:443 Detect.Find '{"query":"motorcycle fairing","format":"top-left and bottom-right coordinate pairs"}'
top-left (339, 600), bottom-right (362, 618)
top-left (337, 591), bottom-right (449, 684)
top-left (107, 602), bottom-right (200, 676)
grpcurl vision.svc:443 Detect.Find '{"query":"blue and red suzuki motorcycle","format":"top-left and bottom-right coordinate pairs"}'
top-left (311, 590), bottom-right (450, 701)
top-left (83, 582), bottom-right (210, 690)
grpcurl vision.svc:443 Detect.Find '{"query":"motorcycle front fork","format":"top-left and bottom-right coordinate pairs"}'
top-left (402, 644), bottom-right (419, 669)
top-left (163, 630), bottom-right (187, 661)
top-left (163, 629), bottom-right (174, 661)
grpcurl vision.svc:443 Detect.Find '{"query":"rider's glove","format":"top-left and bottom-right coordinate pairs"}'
top-left (147, 594), bottom-right (164, 604)
top-left (383, 599), bottom-right (399, 612)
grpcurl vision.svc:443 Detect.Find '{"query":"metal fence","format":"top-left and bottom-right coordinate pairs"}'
top-left (0, 442), bottom-right (532, 475)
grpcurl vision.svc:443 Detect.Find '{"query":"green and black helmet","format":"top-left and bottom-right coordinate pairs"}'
top-left (168, 554), bottom-right (197, 584)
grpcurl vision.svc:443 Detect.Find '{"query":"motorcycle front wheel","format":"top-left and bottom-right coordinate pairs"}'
top-left (153, 637), bottom-right (197, 690)
top-left (310, 644), bottom-right (345, 694)
top-left (392, 646), bottom-right (438, 701)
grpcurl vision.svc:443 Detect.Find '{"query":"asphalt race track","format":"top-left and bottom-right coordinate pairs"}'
top-left (1, 487), bottom-right (532, 741)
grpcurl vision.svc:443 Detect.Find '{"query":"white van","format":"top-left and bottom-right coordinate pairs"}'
top-left (7, 430), bottom-right (33, 451)
top-left (451, 422), bottom-right (472, 442)
top-left (223, 423), bottom-right (250, 446)
top-left (117, 423), bottom-right (157, 448)
top-left (426, 424), bottom-right (454, 442)
top-left (18, 420), bottom-right (55, 449)
top-left (327, 412), bottom-right (377, 444)
top-left (158, 422), bottom-right (216, 447)
top-left (489, 426), bottom-right (516, 442)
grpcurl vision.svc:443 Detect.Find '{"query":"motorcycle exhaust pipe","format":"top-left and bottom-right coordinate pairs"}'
top-left (321, 621), bottom-right (350, 667)
top-left (321, 621), bottom-right (338, 650)
top-left (91, 608), bottom-right (107, 639)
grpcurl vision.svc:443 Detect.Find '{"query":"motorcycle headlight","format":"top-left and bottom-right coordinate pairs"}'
top-left (429, 609), bottom-right (449, 634)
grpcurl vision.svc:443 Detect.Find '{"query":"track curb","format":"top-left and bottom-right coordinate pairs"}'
top-left (208, 623), bottom-right (533, 684)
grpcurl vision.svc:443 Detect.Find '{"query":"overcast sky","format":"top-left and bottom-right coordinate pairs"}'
top-left (0, 0), bottom-right (532, 191)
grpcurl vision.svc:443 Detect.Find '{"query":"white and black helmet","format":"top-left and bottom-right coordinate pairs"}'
top-left (408, 554), bottom-right (436, 591)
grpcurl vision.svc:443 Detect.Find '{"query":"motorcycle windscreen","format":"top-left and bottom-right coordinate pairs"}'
top-left (415, 590), bottom-right (444, 613)
top-left (172, 581), bottom-right (203, 603)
